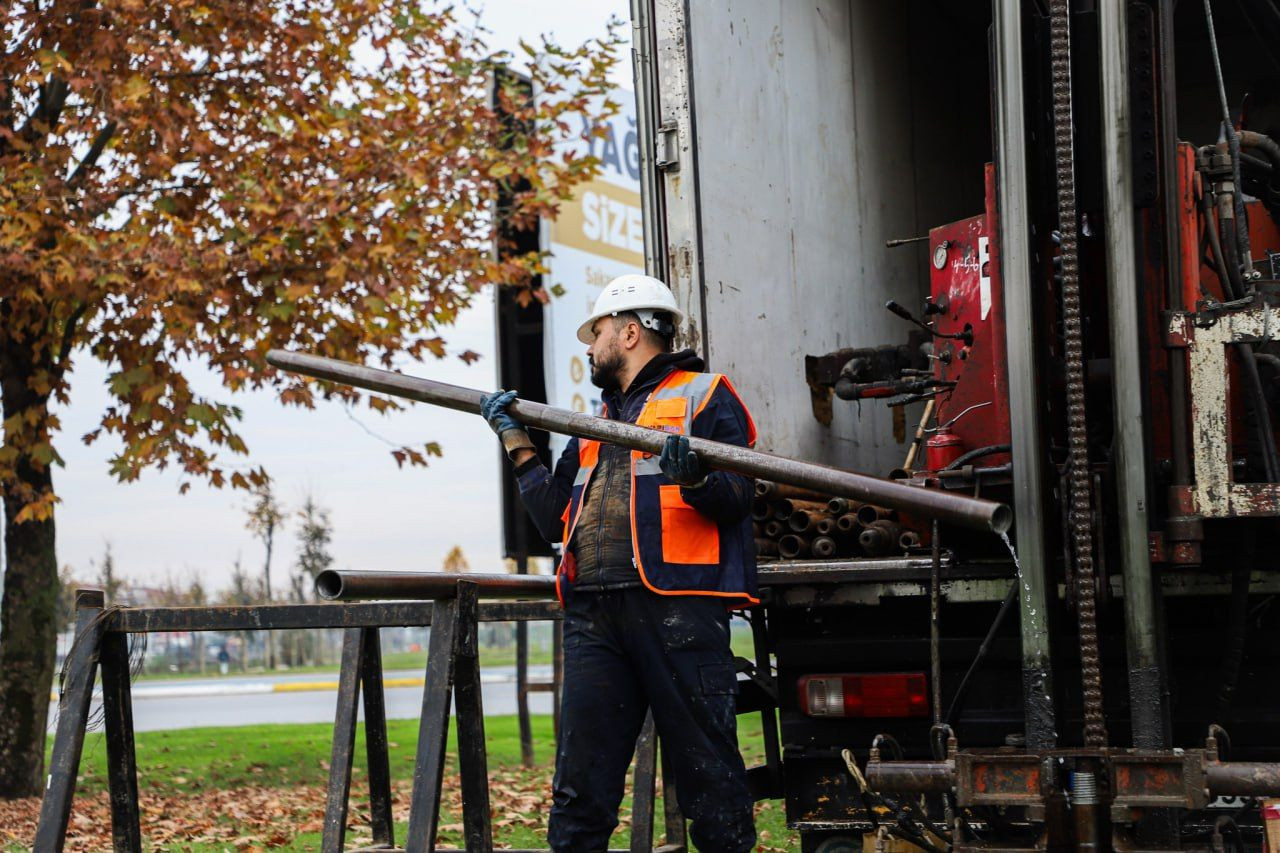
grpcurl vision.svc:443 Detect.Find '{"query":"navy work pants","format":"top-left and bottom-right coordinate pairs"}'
top-left (547, 589), bottom-right (756, 853)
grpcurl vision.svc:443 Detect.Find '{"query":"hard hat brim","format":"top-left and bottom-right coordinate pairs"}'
top-left (575, 307), bottom-right (684, 345)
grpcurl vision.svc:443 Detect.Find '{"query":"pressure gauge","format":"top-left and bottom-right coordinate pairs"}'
top-left (932, 241), bottom-right (949, 270)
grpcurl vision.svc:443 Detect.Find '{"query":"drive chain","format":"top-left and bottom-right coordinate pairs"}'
top-left (1049, 0), bottom-right (1108, 747)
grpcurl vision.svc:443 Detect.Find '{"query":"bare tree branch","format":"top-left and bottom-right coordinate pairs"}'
top-left (55, 303), bottom-right (88, 367)
top-left (67, 119), bottom-right (117, 188)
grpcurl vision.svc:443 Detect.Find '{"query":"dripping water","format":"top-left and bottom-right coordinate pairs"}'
top-left (1000, 531), bottom-right (1055, 716)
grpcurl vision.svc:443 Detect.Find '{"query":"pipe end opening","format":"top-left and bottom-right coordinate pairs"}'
top-left (315, 570), bottom-right (344, 600)
top-left (991, 504), bottom-right (1013, 536)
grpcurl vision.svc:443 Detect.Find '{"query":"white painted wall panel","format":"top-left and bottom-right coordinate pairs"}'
top-left (678, 0), bottom-right (926, 471)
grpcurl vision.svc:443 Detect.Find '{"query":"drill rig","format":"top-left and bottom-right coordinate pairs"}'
top-left (626, 0), bottom-right (1280, 849)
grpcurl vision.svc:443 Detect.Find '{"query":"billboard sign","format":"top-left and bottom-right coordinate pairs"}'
top-left (541, 92), bottom-right (644, 461)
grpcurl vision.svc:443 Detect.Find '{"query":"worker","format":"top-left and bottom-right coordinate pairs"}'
top-left (480, 274), bottom-right (758, 853)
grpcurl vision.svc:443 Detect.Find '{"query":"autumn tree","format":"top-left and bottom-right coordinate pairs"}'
top-left (246, 480), bottom-right (286, 669)
top-left (93, 541), bottom-right (123, 604)
top-left (288, 494), bottom-right (334, 665)
top-left (0, 0), bottom-right (618, 795)
top-left (245, 482), bottom-right (285, 595)
top-left (292, 494), bottom-right (334, 600)
top-left (223, 556), bottom-right (256, 674)
top-left (442, 545), bottom-right (471, 574)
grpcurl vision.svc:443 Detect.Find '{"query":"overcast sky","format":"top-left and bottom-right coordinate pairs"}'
top-left (49, 1), bottom-right (633, 595)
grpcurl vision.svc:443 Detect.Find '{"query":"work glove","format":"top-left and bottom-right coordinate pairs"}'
top-left (480, 389), bottom-right (535, 460)
top-left (659, 434), bottom-right (708, 488)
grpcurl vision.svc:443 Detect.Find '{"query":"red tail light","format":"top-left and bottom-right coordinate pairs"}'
top-left (798, 673), bottom-right (929, 718)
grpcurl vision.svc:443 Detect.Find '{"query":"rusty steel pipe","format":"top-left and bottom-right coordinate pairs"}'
top-left (865, 762), bottom-right (955, 794)
top-left (857, 505), bottom-right (894, 526)
top-left (755, 481), bottom-right (831, 503)
top-left (778, 534), bottom-right (812, 559)
top-left (860, 520), bottom-right (903, 557)
top-left (1206, 762), bottom-right (1280, 797)
top-left (268, 351), bottom-right (1012, 534)
top-left (315, 570), bottom-right (557, 601)
top-left (779, 499), bottom-right (830, 520)
top-left (836, 513), bottom-right (860, 533)
top-left (788, 509), bottom-right (831, 533)
top-left (827, 497), bottom-right (861, 516)
top-left (812, 536), bottom-right (838, 558)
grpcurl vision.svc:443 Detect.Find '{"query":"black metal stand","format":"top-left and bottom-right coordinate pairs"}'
top-left (322, 581), bottom-right (684, 852)
top-left (34, 589), bottom-right (684, 853)
top-left (323, 625), bottom-right (395, 851)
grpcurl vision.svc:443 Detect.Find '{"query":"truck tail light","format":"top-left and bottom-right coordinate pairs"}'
top-left (798, 673), bottom-right (929, 718)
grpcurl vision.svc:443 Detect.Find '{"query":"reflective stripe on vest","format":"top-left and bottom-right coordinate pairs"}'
top-left (556, 369), bottom-right (759, 604)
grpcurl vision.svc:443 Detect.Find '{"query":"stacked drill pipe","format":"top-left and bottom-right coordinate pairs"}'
top-left (752, 480), bottom-right (917, 560)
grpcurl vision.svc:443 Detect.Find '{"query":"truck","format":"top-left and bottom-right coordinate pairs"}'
top-left (620, 0), bottom-right (1280, 849)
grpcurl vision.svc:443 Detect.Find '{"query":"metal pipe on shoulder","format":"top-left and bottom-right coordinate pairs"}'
top-left (268, 350), bottom-right (1012, 534)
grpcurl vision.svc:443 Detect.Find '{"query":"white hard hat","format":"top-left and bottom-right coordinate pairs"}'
top-left (576, 274), bottom-right (684, 344)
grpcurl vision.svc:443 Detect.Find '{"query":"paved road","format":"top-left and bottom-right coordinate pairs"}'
top-left (51, 666), bottom-right (556, 732)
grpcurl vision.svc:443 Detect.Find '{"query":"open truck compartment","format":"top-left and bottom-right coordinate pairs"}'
top-left (633, 0), bottom-right (1280, 849)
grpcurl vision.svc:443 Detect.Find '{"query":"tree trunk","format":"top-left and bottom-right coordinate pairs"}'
top-left (0, 380), bottom-right (58, 798)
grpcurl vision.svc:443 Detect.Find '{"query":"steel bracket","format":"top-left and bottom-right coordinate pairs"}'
top-left (1168, 304), bottom-right (1280, 517)
top-left (954, 751), bottom-right (1052, 808)
top-left (1109, 750), bottom-right (1208, 814)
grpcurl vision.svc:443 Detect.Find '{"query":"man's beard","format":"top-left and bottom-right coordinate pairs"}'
top-left (589, 345), bottom-right (625, 392)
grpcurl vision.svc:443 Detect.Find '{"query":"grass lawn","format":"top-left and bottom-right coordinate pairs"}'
top-left (8, 713), bottom-right (795, 851)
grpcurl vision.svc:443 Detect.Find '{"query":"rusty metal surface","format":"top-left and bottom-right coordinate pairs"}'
top-left (1206, 762), bottom-right (1280, 797)
top-left (864, 761), bottom-right (955, 794)
top-left (955, 752), bottom-right (1048, 808)
top-left (1110, 752), bottom-right (1207, 810)
top-left (1169, 303), bottom-right (1280, 518)
top-left (755, 556), bottom-right (955, 585)
top-left (106, 601), bottom-right (562, 633)
top-left (1162, 485), bottom-right (1203, 565)
top-left (868, 748), bottom-right (1280, 811)
top-left (1047, 0), bottom-right (1108, 748)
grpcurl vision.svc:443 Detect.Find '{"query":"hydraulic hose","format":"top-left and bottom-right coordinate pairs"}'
top-left (1238, 130), bottom-right (1280, 174)
top-left (1200, 185), bottom-right (1280, 482)
top-left (1203, 0), bottom-right (1253, 270)
top-left (1222, 209), bottom-right (1280, 482)
top-left (941, 444), bottom-right (1012, 472)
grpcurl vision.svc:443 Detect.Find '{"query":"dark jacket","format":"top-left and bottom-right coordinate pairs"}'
top-left (514, 349), bottom-right (757, 598)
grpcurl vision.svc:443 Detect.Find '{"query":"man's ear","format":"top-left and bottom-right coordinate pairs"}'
top-left (623, 321), bottom-right (641, 350)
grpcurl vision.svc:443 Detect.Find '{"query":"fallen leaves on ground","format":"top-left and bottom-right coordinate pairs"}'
top-left (0, 763), bottom-right (793, 851)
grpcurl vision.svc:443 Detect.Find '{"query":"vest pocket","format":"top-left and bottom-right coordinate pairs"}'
top-left (658, 484), bottom-right (720, 565)
top-left (640, 397), bottom-right (687, 432)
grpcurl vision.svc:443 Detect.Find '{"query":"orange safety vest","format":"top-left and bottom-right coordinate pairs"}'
top-left (555, 368), bottom-right (759, 606)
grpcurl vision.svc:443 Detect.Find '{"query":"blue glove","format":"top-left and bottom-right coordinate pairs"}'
top-left (480, 389), bottom-right (522, 435)
top-left (659, 434), bottom-right (707, 488)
